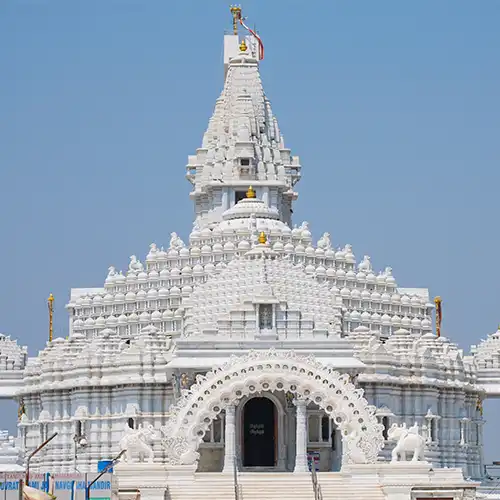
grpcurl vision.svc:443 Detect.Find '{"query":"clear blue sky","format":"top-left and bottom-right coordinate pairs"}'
top-left (1, 1), bottom-right (499, 461)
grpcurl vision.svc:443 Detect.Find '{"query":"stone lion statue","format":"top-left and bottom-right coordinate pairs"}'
top-left (387, 423), bottom-right (426, 462)
top-left (119, 424), bottom-right (157, 464)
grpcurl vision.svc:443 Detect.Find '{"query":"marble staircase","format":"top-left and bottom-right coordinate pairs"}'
top-left (238, 472), bottom-right (315, 500)
top-left (317, 472), bottom-right (385, 500)
top-left (165, 472), bottom-right (316, 500)
top-left (166, 472), bottom-right (235, 500)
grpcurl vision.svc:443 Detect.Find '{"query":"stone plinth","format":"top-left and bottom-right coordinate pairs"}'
top-left (340, 462), bottom-right (478, 500)
top-left (115, 463), bottom-right (197, 500)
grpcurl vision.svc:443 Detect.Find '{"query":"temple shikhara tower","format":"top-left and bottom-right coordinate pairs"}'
top-left (2, 7), bottom-right (500, 500)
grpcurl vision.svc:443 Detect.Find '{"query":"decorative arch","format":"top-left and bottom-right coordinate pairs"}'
top-left (161, 349), bottom-right (384, 465)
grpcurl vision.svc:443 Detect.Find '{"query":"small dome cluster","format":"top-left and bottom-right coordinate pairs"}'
top-left (21, 325), bottom-right (172, 396)
top-left (349, 326), bottom-right (477, 391)
top-left (68, 195), bottom-right (433, 341)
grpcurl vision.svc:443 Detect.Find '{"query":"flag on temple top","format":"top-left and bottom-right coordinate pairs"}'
top-left (23, 485), bottom-right (56, 500)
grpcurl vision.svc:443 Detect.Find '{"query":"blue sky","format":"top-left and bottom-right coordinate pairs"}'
top-left (1, 1), bottom-right (500, 461)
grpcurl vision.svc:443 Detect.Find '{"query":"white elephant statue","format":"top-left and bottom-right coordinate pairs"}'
top-left (387, 423), bottom-right (426, 462)
top-left (119, 424), bottom-right (157, 464)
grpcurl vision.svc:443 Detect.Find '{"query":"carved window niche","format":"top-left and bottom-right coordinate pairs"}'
top-left (308, 413), bottom-right (333, 445)
top-left (40, 423), bottom-right (47, 442)
top-left (76, 420), bottom-right (83, 437)
top-left (376, 409), bottom-right (394, 441)
top-left (424, 410), bottom-right (441, 444)
top-left (202, 414), bottom-right (225, 445)
top-left (258, 304), bottom-right (274, 330)
top-left (459, 417), bottom-right (470, 446)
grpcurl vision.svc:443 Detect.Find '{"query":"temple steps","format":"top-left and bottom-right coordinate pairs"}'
top-left (165, 471), bottom-right (385, 500)
top-left (238, 472), bottom-right (315, 500)
top-left (317, 472), bottom-right (385, 500)
top-left (166, 472), bottom-right (316, 500)
top-left (166, 473), bottom-right (235, 500)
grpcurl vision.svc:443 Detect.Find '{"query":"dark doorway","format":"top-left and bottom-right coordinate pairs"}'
top-left (243, 397), bottom-right (276, 467)
top-left (235, 191), bottom-right (247, 204)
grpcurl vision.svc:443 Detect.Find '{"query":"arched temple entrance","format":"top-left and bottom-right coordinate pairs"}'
top-left (242, 397), bottom-right (276, 467)
top-left (161, 349), bottom-right (384, 470)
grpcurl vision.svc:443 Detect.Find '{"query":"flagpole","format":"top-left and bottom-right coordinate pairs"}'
top-left (48, 294), bottom-right (54, 343)
top-left (25, 433), bottom-right (58, 485)
top-left (85, 450), bottom-right (125, 500)
top-left (434, 296), bottom-right (442, 337)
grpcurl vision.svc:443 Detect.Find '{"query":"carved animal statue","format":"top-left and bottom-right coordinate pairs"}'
top-left (358, 255), bottom-right (372, 272)
top-left (387, 423), bottom-right (426, 462)
top-left (107, 266), bottom-right (117, 278)
top-left (317, 232), bottom-right (332, 250)
top-left (119, 424), bottom-right (157, 464)
top-left (128, 255), bottom-right (144, 273)
top-left (169, 232), bottom-right (185, 250)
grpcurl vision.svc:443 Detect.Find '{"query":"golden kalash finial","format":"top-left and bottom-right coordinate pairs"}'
top-left (18, 398), bottom-right (26, 421)
top-left (434, 296), bottom-right (442, 338)
top-left (258, 231), bottom-right (267, 245)
top-left (230, 5), bottom-right (242, 35)
top-left (246, 185), bottom-right (256, 198)
top-left (48, 293), bottom-right (55, 342)
top-left (239, 39), bottom-right (248, 52)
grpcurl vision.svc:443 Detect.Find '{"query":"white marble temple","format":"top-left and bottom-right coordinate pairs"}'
top-left (0, 11), bottom-right (497, 500)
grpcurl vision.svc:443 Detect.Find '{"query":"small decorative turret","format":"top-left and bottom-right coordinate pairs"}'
top-left (239, 39), bottom-right (248, 52)
top-left (246, 185), bottom-right (256, 199)
top-left (258, 231), bottom-right (267, 244)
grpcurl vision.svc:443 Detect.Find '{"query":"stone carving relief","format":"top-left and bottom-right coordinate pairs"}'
top-left (119, 423), bottom-right (157, 464)
top-left (160, 349), bottom-right (384, 466)
top-left (343, 429), bottom-right (369, 464)
top-left (179, 372), bottom-right (192, 391)
top-left (388, 423), bottom-right (426, 462)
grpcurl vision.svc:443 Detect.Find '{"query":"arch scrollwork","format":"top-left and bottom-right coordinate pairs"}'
top-left (161, 349), bottom-right (384, 465)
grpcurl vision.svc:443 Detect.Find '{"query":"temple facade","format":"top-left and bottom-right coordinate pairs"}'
top-left (2, 9), bottom-right (500, 500)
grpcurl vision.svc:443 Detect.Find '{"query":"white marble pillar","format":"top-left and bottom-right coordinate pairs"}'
top-left (293, 398), bottom-right (308, 473)
top-left (223, 404), bottom-right (237, 473)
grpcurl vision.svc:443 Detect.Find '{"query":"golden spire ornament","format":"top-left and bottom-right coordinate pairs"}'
top-left (239, 39), bottom-right (247, 52)
top-left (230, 5), bottom-right (242, 35)
top-left (246, 185), bottom-right (256, 199)
top-left (48, 293), bottom-right (54, 342)
top-left (434, 296), bottom-right (442, 338)
top-left (258, 231), bottom-right (267, 245)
